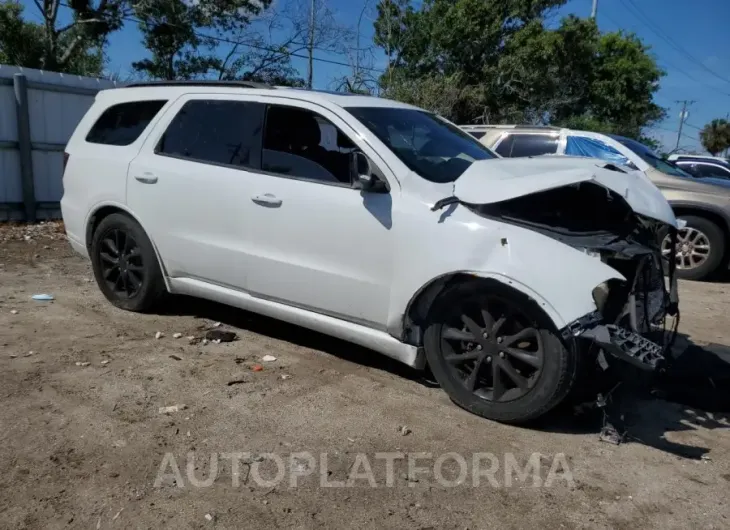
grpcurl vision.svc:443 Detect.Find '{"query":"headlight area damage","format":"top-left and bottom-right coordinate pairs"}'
top-left (442, 177), bottom-right (681, 372)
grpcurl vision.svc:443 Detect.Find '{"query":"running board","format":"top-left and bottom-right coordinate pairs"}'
top-left (168, 277), bottom-right (425, 369)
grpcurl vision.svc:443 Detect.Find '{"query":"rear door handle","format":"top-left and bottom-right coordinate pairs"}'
top-left (251, 193), bottom-right (282, 207)
top-left (135, 173), bottom-right (158, 184)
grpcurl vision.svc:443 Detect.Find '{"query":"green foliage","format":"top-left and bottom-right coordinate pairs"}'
top-left (374, 1), bottom-right (665, 137)
top-left (0, 0), bottom-right (106, 76)
top-left (699, 119), bottom-right (730, 155)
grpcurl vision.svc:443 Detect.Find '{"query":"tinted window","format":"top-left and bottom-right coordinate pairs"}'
top-left (683, 163), bottom-right (730, 179)
top-left (609, 135), bottom-right (692, 178)
top-left (86, 100), bottom-right (167, 146)
top-left (262, 105), bottom-right (355, 184)
top-left (157, 100), bottom-right (264, 168)
top-left (348, 107), bottom-right (497, 183)
top-left (510, 134), bottom-right (559, 157)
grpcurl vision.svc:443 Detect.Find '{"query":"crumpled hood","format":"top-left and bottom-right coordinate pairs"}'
top-left (454, 157), bottom-right (677, 227)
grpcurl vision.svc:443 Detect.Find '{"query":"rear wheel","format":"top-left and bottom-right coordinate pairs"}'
top-left (662, 215), bottom-right (725, 281)
top-left (423, 282), bottom-right (578, 424)
top-left (90, 213), bottom-right (166, 312)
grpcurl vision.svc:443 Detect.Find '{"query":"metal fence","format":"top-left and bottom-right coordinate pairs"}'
top-left (0, 65), bottom-right (122, 221)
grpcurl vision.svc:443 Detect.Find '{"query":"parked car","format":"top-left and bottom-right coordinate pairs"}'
top-left (467, 125), bottom-right (730, 281)
top-left (62, 82), bottom-right (679, 424)
top-left (668, 154), bottom-right (730, 182)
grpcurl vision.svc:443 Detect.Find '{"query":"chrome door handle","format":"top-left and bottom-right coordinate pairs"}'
top-left (251, 193), bottom-right (282, 207)
top-left (135, 173), bottom-right (158, 184)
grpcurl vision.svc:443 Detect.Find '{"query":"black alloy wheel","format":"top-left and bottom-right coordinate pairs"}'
top-left (424, 283), bottom-right (578, 423)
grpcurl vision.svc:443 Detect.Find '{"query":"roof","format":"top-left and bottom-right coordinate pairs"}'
top-left (102, 80), bottom-right (420, 111)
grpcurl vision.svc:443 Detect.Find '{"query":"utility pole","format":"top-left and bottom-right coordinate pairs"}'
top-left (591, 0), bottom-right (598, 19)
top-left (675, 100), bottom-right (696, 150)
top-left (307, 0), bottom-right (315, 89)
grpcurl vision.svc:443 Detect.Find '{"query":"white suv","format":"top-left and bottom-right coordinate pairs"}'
top-left (62, 81), bottom-right (680, 423)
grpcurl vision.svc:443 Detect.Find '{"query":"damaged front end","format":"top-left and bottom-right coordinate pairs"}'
top-left (471, 180), bottom-right (680, 372)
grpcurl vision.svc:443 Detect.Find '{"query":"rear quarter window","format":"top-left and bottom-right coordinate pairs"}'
top-left (86, 100), bottom-right (167, 146)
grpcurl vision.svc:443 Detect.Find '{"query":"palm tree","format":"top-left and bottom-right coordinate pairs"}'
top-left (699, 118), bottom-right (730, 155)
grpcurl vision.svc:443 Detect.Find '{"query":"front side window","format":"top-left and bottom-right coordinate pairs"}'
top-left (86, 100), bottom-right (167, 146)
top-left (509, 134), bottom-right (559, 158)
top-left (157, 100), bottom-right (264, 168)
top-left (494, 134), bottom-right (515, 157)
top-left (262, 105), bottom-right (355, 185)
top-left (347, 107), bottom-right (497, 183)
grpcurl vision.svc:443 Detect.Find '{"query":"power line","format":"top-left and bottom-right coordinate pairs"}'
top-left (57, 2), bottom-right (386, 75)
top-left (617, 0), bottom-right (730, 97)
top-left (624, 0), bottom-right (730, 86)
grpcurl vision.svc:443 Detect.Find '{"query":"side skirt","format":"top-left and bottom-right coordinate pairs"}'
top-left (168, 277), bottom-right (425, 369)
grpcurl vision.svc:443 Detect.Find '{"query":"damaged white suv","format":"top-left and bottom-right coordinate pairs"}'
top-left (61, 81), bottom-right (680, 423)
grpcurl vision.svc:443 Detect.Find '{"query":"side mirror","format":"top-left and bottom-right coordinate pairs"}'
top-left (351, 151), bottom-right (388, 192)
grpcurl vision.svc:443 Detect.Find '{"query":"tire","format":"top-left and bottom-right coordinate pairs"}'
top-left (663, 215), bottom-right (726, 281)
top-left (90, 213), bottom-right (166, 312)
top-left (423, 281), bottom-right (578, 424)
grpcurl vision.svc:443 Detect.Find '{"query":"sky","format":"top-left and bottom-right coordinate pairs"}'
top-left (19, 0), bottom-right (730, 153)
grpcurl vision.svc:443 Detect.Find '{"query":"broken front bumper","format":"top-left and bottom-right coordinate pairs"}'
top-left (561, 311), bottom-right (667, 371)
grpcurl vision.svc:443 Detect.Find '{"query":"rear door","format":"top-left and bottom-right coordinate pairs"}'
top-left (126, 94), bottom-right (266, 289)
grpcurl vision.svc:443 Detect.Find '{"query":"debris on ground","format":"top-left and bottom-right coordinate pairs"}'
top-left (159, 404), bottom-right (187, 414)
top-left (100, 360), bottom-right (110, 365)
top-left (398, 425), bottom-right (412, 436)
top-left (280, 374), bottom-right (292, 380)
top-left (75, 361), bottom-right (90, 367)
top-left (252, 364), bottom-right (264, 372)
top-left (205, 514), bottom-right (214, 522)
top-left (227, 379), bottom-right (246, 386)
top-left (0, 220), bottom-right (66, 242)
top-left (202, 339), bottom-right (209, 345)
top-left (262, 355), bottom-right (277, 362)
top-left (235, 357), bottom-right (246, 364)
top-left (10, 310), bottom-right (18, 315)
top-left (212, 322), bottom-right (221, 328)
top-left (31, 294), bottom-right (54, 301)
top-left (169, 355), bottom-right (182, 361)
top-left (9, 354), bottom-right (18, 358)
top-left (155, 331), bottom-right (164, 339)
top-left (204, 329), bottom-right (236, 342)
top-left (172, 333), bottom-right (182, 339)
top-left (188, 336), bottom-right (201, 345)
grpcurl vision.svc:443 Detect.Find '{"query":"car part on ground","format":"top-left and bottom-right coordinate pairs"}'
top-left (62, 82), bottom-right (679, 424)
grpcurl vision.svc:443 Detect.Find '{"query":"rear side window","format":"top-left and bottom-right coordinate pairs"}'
top-left (510, 134), bottom-right (559, 157)
top-left (86, 100), bottom-right (167, 146)
top-left (157, 100), bottom-right (265, 169)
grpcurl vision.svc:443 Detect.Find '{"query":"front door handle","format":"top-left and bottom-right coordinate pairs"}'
top-left (251, 193), bottom-right (282, 207)
top-left (135, 173), bottom-right (158, 184)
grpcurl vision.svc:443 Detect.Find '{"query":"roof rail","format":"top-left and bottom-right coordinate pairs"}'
top-left (124, 80), bottom-right (274, 90)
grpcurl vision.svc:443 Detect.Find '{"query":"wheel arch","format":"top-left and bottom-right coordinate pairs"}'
top-left (399, 271), bottom-right (566, 346)
top-left (85, 203), bottom-right (171, 291)
top-left (670, 201), bottom-right (730, 237)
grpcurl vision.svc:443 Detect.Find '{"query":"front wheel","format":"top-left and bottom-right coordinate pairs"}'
top-left (662, 215), bottom-right (726, 281)
top-left (423, 282), bottom-right (578, 424)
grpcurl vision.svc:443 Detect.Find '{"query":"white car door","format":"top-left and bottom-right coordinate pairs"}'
top-left (241, 100), bottom-right (395, 329)
top-left (126, 95), bottom-right (266, 290)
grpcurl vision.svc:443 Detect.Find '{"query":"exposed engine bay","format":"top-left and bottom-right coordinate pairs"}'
top-left (469, 181), bottom-right (680, 371)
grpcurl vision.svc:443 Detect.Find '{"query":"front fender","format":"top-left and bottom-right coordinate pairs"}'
top-left (387, 211), bottom-right (626, 336)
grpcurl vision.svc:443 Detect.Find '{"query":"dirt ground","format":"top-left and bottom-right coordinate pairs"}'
top-left (1, 224), bottom-right (729, 530)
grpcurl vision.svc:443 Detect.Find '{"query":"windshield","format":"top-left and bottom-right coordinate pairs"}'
top-left (609, 135), bottom-right (693, 178)
top-left (347, 107), bottom-right (497, 183)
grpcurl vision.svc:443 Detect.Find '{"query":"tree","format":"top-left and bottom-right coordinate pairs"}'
top-left (132, 0), bottom-right (272, 80)
top-left (0, 0), bottom-right (115, 76)
top-left (373, 1), bottom-right (665, 139)
top-left (699, 119), bottom-right (730, 156)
